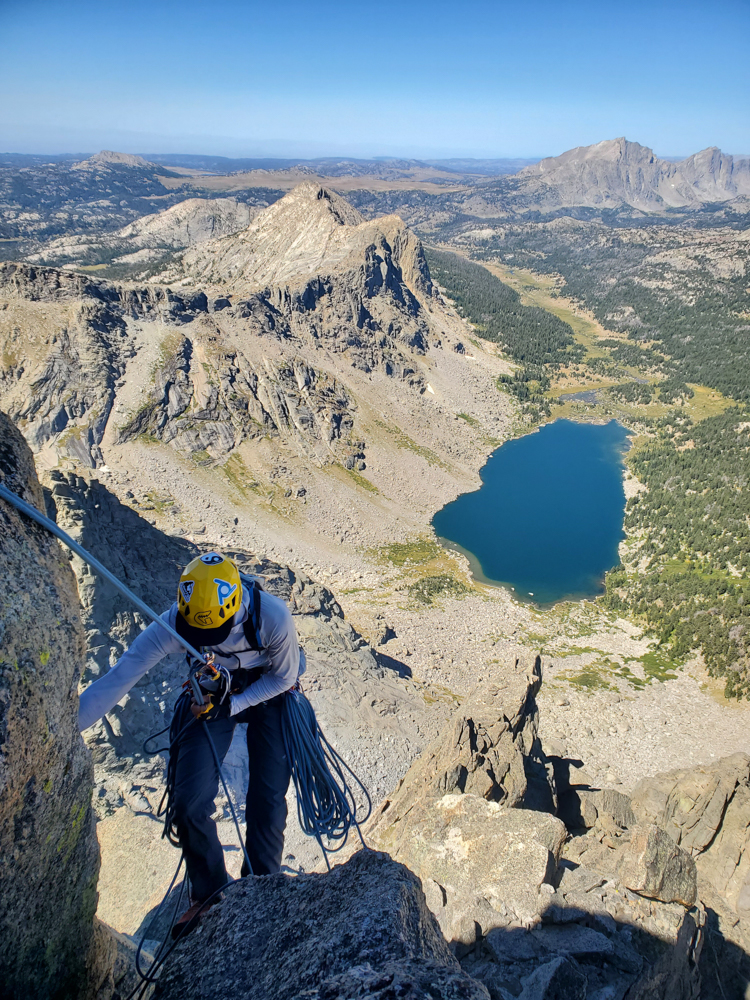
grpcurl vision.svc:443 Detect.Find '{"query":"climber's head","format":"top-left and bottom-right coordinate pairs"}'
top-left (175, 552), bottom-right (242, 647)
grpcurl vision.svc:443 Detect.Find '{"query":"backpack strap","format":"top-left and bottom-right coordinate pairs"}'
top-left (240, 574), bottom-right (264, 652)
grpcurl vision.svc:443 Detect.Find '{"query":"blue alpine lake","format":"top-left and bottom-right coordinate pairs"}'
top-left (432, 419), bottom-right (630, 604)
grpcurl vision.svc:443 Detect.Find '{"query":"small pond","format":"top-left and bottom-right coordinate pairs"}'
top-left (432, 419), bottom-right (630, 604)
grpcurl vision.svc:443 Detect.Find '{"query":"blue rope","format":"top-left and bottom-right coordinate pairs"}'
top-left (281, 685), bottom-right (371, 868)
top-left (128, 688), bottom-right (372, 998)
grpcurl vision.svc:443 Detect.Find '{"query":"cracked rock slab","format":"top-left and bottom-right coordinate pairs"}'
top-left (619, 824), bottom-right (697, 907)
top-left (381, 793), bottom-right (566, 932)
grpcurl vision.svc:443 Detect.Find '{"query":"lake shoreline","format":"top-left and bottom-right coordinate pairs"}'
top-left (432, 418), bottom-right (630, 606)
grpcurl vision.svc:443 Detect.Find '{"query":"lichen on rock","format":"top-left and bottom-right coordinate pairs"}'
top-left (0, 411), bottom-right (101, 997)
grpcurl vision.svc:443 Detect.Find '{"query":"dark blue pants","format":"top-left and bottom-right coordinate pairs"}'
top-left (171, 694), bottom-right (291, 902)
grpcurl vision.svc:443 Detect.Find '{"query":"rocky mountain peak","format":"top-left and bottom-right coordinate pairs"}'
top-left (512, 137), bottom-right (750, 211)
top-left (279, 180), bottom-right (367, 226)
top-left (74, 149), bottom-right (152, 170)
top-left (520, 137), bottom-right (657, 177)
top-left (162, 181), bottom-right (427, 297)
top-left (116, 196), bottom-right (253, 242)
top-left (24, 197), bottom-right (259, 274)
top-left (678, 145), bottom-right (750, 199)
top-left (597, 136), bottom-right (655, 161)
top-left (0, 173), bottom-right (445, 469)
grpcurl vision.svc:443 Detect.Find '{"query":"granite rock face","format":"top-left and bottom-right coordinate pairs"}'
top-left (0, 262), bottom-right (205, 467)
top-left (0, 261), bottom-right (368, 469)
top-left (357, 660), bottom-right (704, 998)
top-left (0, 411), bottom-right (100, 998)
top-left (117, 347), bottom-right (361, 468)
top-left (630, 753), bottom-right (750, 998)
top-left (405, 794), bottom-right (567, 940)
top-left (367, 654), bottom-right (552, 856)
top-left (630, 752), bottom-right (750, 896)
top-left (154, 850), bottom-right (490, 1000)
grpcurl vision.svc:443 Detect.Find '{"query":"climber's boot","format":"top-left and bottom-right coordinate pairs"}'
top-left (171, 895), bottom-right (221, 940)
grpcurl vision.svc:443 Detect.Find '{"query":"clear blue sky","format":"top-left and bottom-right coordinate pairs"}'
top-left (1, 0), bottom-right (748, 158)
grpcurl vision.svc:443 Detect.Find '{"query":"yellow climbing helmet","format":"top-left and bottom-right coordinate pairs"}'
top-left (175, 552), bottom-right (242, 647)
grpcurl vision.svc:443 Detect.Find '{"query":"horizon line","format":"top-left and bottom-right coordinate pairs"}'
top-left (3, 146), bottom-right (748, 164)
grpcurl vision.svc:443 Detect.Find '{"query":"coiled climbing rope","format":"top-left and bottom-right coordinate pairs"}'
top-left (282, 684), bottom-right (371, 865)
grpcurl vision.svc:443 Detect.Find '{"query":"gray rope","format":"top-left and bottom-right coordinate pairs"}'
top-left (0, 481), bottom-right (206, 663)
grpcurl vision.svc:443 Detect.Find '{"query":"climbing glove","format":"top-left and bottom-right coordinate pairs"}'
top-left (202, 694), bottom-right (232, 722)
top-left (191, 687), bottom-right (233, 721)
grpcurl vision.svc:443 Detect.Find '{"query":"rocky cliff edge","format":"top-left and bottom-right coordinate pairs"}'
top-left (0, 412), bottom-right (110, 997)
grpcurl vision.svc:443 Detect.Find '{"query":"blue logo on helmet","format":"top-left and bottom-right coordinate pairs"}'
top-left (215, 579), bottom-right (238, 604)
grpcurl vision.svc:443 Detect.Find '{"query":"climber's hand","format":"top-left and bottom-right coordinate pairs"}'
top-left (191, 692), bottom-right (231, 722)
top-left (190, 692), bottom-right (211, 719)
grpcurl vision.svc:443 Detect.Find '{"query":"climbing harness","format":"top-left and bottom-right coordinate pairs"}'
top-left (1, 482), bottom-right (373, 994)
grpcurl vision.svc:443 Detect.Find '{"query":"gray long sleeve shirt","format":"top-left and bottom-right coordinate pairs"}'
top-left (78, 585), bottom-right (305, 732)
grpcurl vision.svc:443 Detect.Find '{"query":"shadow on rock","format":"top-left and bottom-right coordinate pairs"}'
top-left (374, 649), bottom-right (413, 678)
top-left (457, 901), bottom-right (705, 1000)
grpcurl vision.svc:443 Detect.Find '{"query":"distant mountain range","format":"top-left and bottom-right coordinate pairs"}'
top-left (3, 138), bottom-right (749, 264)
top-left (511, 138), bottom-right (750, 212)
top-left (122, 138), bottom-right (750, 213)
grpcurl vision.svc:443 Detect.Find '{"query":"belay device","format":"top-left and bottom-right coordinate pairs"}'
top-left (0, 482), bottom-right (372, 997)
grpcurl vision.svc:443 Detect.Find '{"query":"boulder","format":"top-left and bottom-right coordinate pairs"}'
top-left (531, 923), bottom-right (614, 958)
top-left (154, 850), bottom-right (490, 1000)
top-left (462, 860), bottom-right (704, 1000)
top-left (387, 793), bottom-right (566, 936)
top-left (630, 754), bottom-right (750, 998)
top-left (0, 412), bottom-right (104, 997)
top-left (527, 828), bottom-right (705, 1000)
top-left (559, 783), bottom-right (636, 835)
top-left (517, 956), bottom-right (587, 1000)
top-left (630, 753), bottom-right (750, 912)
top-left (618, 824), bottom-right (697, 906)
top-left (359, 658), bottom-right (563, 940)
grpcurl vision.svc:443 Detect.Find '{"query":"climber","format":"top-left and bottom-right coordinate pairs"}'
top-left (78, 552), bottom-right (305, 935)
